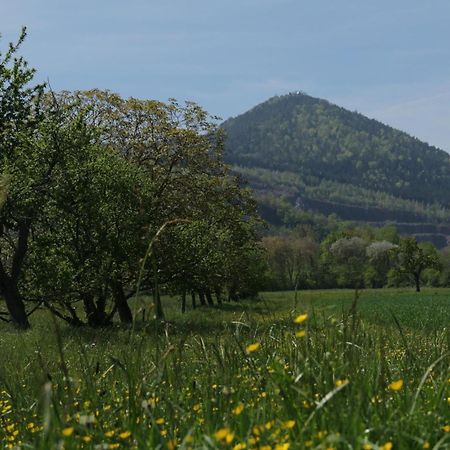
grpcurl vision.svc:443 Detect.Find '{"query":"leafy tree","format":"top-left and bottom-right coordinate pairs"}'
top-left (329, 237), bottom-right (367, 288)
top-left (391, 238), bottom-right (440, 292)
top-left (263, 235), bottom-right (319, 290)
top-left (365, 241), bottom-right (397, 287)
top-left (0, 28), bottom-right (46, 328)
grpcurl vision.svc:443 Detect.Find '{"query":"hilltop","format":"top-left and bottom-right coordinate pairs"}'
top-left (222, 92), bottom-right (450, 246)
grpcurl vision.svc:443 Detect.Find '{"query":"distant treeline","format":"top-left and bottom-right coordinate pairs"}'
top-left (262, 224), bottom-right (450, 292)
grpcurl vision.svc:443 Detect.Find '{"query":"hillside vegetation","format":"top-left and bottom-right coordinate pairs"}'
top-left (222, 93), bottom-right (450, 243)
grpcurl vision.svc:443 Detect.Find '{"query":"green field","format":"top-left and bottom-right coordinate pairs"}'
top-left (1, 289), bottom-right (449, 449)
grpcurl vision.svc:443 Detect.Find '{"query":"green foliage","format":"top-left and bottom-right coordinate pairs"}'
top-left (0, 28), bottom-right (46, 327)
top-left (391, 237), bottom-right (441, 292)
top-left (0, 34), bottom-right (265, 328)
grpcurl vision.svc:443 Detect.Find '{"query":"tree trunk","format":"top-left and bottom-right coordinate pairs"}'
top-left (228, 284), bottom-right (239, 302)
top-left (0, 221), bottom-right (31, 329)
top-left (214, 287), bottom-right (223, 305)
top-left (414, 273), bottom-right (421, 292)
top-left (153, 257), bottom-right (164, 320)
top-left (198, 291), bottom-right (206, 306)
top-left (83, 295), bottom-right (108, 327)
top-left (112, 282), bottom-right (133, 324)
top-left (1, 279), bottom-right (30, 329)
top-left (191, 292), bottom-right (196, 310)
top-left (181, 291), bottom-right (186, 313)
top-left (155, 289), bottom-right (164, 320)
top-left (205, 289), bottom-right (214, 306)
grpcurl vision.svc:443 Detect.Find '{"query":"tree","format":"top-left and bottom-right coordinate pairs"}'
top-left (329, 237), bottom-right (367, 288)
top-left (0, 175), bottom-right (8, 209)
top-left (0, 28), bottom-right (45, 328)
top-left (365, 240), bottom-right (397, 287)
top-left (263, 235), bottom-right (319, 290)
top-left (391, 238), bottom-right (440, 292)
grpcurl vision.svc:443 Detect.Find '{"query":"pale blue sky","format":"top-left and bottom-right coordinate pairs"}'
top-left (2, 0), bottom-right (450, 151)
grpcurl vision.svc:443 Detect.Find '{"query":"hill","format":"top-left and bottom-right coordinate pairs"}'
top-left (222, 92), bottom-right (450, 246)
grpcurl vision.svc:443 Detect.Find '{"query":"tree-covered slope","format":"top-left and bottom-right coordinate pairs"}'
top-left (222, 92), bottom-right (450, 207)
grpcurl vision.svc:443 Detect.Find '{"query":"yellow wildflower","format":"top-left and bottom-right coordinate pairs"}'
top-left (381, 442), bottom-right (393, 450)
top-left (283, 420), bottom-right (296, 429)
top-left (246, 343), bottom-right (260, 353)
top-left (388, 379), bottom-right (403, 391)
top-left (233, 403), bottom-right (244, 415)
top-left (295, 330), bottom-right (306, 338)
top-left (214, 427), bottom-right (234, 443)
top-left (294, 313), bottom-right (308, 324)
top-left (276, 444), bottom-right (290, 450)
top-left (118, 431), bottom-right (131, 439)
top-left (167, 439), bottom-right (177, 450)
top-left (62, 427), bottom-right (74, 437)
top-left (233, 444), bottom-right (247, 450)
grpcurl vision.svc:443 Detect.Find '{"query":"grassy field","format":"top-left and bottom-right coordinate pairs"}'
top-left (0, 288), bottom-right (449, 449)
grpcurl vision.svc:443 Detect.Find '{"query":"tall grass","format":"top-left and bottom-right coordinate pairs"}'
top-left (0, 289), bottom-right (449, 449)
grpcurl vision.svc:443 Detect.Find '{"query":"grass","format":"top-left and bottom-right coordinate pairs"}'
top-left (0, 288), bottom-right (449, 449)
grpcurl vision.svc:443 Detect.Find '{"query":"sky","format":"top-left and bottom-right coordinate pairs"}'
top-left (2, 0), bottom-right (450, 152)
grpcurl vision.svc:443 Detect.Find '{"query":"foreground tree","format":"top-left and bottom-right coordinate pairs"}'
top-left (1, 33), bottom-right (265, 328)
top-left (0, 29), bottom-right (46, 328)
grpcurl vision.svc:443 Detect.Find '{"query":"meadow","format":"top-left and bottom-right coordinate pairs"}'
top-left (0, 288), bottom-right (449, 450)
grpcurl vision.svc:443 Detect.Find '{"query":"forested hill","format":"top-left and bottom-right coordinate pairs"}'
top-left (222, 92), bottom-right (450, 246)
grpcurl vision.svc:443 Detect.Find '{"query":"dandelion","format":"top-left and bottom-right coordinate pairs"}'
top-left (283, 420), bottom-right (296, 429)
top-left (422, 442), bottom-right (430, 449)
top-left (335, 379), bottom-right (349, 387)
top-left (167, 439), bottom-right (178, 450)
top-left (62, 427), bottom-right (74, 437)
top-left (246, 343), bottom-right (260, 354)
top-left (276, 443), bottom-right (290, 450)
top-left (294, 313), bottom-right (308, 324)
top-left (233, 444), bottom-right (247, 450)
top-left (443, 425), bottom-right (450, 433)
top-left (295, 330), bottom-right (306, 338)
top-left (380, 442), bottom-right (393, 450)
top-left (118, 431), bottom-right (131, 439)
top-left (232, 403), bottom-right (244, 415)
top-left (388, 379), bottom-right (403, 391)
top-left (362, 444), bottom-right (372, 450)
top-left (214, 427), bottom-right (234, 443)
